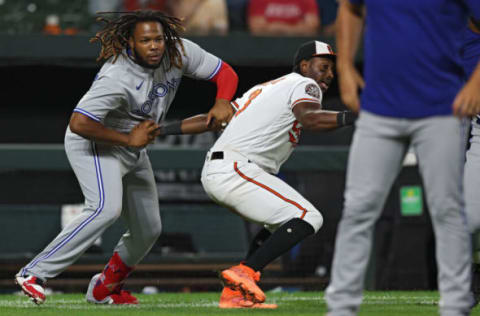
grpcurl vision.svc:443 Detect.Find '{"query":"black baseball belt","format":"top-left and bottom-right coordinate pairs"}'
top-left (209, 151), bottom-right (251, 163)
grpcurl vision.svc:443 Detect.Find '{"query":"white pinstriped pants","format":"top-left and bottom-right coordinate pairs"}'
top-left (201, 152), bottom-right (323, 233)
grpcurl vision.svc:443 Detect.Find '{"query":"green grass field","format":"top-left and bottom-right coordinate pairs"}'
top-left (1, 291), bottom-right (479, 316)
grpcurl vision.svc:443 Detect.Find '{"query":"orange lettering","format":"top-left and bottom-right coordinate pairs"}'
top-left (235, 89), bottom-right (262, 117)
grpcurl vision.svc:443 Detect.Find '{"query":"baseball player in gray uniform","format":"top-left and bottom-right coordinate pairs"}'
top-left (462, 17), bottom-right (480, 307)
top-left (464, 18), bottom-right (480, 234)
top-left (326, 1), bottom-right (480, 316)
top-left (15, 10), bottom-right (238, 305)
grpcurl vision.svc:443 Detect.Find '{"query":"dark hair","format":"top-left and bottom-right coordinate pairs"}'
top-left (90, 10), bottom-right (185, 69)
top-left (292, 55), bottom-right (336, 74)
top-left (292, 62), bottom-right (303, 74)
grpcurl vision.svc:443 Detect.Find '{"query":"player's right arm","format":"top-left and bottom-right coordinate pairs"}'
top-left (336, 0), bottom-right (365, 112)
top-left (70, 71), bottom-right (160, 148)
top-left (69, 113), bottom-right (159, 148)
top-left (293, 101), bottom-right (356, 131)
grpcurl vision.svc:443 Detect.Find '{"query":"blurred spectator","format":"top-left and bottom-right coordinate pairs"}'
top-left (248, 0), bottom-right (320, 36)
top-left (43, 14), bottom-right (62, 35)
top-left (124, 0), bottom-right (167, 11)
top-left (168, 0), bottom-right (229, 35)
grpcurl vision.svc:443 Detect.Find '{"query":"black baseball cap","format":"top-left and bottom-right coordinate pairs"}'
top-left (293, 40), bottom-right (336, 68)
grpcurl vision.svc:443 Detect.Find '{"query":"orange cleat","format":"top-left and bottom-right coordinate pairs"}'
top-left (219, 263), bottom-right (266, 303)
top-left (219, 287), bottom-right (277, 309)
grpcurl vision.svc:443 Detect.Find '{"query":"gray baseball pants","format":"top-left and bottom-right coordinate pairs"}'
top-left (325, 111), bottom-right (472, 316)
top-left (465, 121), bottom-right (480, 233)
top-left (18, 131), bottom-right (162, 281)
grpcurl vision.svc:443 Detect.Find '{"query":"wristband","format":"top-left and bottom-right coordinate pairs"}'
top-left (159, 121), bottom-right (182, 135)
top-left (336, 111), bottom-right (357, 127)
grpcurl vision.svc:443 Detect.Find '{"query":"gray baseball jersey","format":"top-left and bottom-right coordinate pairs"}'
top-left (72, 38), bottom-right (221, 151)
top-left (19, 38), bottom-right (222, 280)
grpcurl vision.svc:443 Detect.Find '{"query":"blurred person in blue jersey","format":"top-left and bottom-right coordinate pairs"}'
top-left (326, 1), bottom-right (480, 316)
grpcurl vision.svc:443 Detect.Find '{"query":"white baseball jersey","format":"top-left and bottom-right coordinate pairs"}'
top-left (210, 72), bottom-right (323, 174)
top-left (69, 38), bottom-right (221, 151)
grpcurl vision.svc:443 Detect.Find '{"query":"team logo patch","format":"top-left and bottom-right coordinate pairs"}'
top-left (305, 84), bottom-right (320, 98)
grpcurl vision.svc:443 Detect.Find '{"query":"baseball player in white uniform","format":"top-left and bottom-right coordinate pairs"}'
top-left (15, 10), bottom-right (238, 305)
top-left (205, 41), bottom-right (357, 308)
top-left (155, 40), bottom-right (355, 308)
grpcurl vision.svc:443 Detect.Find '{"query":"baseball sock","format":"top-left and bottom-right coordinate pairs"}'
top-left (93, 252), bottom-right (133, 300)
top-left (246, 228), bottom-right (272, 260)
top-left (244, 218), bottom-right (314, 272)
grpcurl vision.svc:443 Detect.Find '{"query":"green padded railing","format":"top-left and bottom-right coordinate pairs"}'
top-left (0, 144), bottom-right (350, 171)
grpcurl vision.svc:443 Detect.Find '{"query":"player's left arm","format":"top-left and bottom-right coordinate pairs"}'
top-left (470, 17), bottom-right (480, 33)
top-left (453, 16), bottom-right (480, 117)
top-left (206, 61), bottom-right (239, 128)
top-left (293, 101), bottom-right (357, 131)
top-left (181, 39), bottom-right (239, 128)
top-left (156, 113), bottom-right (223, 136)
top-left (453, 65), bottom-right (480, 117)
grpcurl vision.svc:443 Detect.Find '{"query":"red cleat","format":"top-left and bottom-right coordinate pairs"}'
top-left (15, 275), bottom-right (46, 305)
top-left (109, 289), bottom-right (138, 304)
top-left (86, 273), bottom-right (138, 304)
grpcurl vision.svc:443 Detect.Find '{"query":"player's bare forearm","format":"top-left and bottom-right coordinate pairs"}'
top-left (336, 0), bottom-right (364, 71)
top-left (336, 1), bottom-right (365, 112)
top-left (181, 114), bottom-right (217, 134)
top-left (158, 114), bottom-right (218, 136)
top-left (470, 17), bottom-right (480, 33)
top-left (453, 61), bottom-right (480, 116)
top-left (293, 102), bottom-right (357, 131)
top-left (300, 110), bottom-right (339, 131)
top-left (69, 112), bottom-right (130, 146)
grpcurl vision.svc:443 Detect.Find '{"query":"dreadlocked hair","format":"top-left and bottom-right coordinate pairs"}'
top-left (90, 10), bottom-right (185, 69)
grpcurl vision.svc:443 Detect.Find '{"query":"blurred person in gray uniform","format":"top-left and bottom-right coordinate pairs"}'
top-left (462, 17), bottom-right (480, 307)
top-left (15, 10), bottom-right (238, 305)
top-left (326, 1), bottom-right (480, 316)
top-left (463, 18), bottom-right (480, 236)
